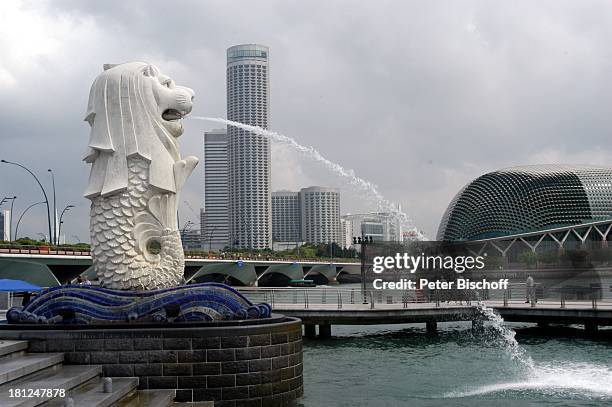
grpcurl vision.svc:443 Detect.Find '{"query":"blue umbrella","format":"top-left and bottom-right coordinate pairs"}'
top-left (0, 279), bottom-right (43, 292)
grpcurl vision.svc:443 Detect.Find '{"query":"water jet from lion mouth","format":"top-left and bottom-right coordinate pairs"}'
top-left (189, 115), bottom-right (424, 238)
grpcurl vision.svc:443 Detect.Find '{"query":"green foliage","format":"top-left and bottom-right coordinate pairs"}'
top-left (14, 238), bottom-right (46, 246)
top-left (214, 242), bottom-right (357, 261)
top-left (518, 251), bottom-right (538, 267)
top-left (537, 250), bottom-right (559, 264)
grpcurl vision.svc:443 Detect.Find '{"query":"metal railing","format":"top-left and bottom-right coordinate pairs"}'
top-left (500, 283), bottom-right (609, 310)
top-left (238, 287), bottom-right (448, 310)
top-left (238, 284), bottom-right (612, 311)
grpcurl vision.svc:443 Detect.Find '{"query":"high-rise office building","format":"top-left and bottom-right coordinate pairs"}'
top-left (300, 187), bottom-right (341, 245)
top-left (203, 129), bottom-right (230, 251)
top-left (340, 218), bottom-right (353, 248)
top-left (342, 213), bottom-right (402, 244)
top-left (227, 44), bottom-right (271, 249)
top-left (272, 191), bottom-right (301, 243)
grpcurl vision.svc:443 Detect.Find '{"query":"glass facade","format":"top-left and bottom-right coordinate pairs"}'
top-left (227, 49), bottom-right (268, 62)
top-left (437, 165), bottom-right (612, 241)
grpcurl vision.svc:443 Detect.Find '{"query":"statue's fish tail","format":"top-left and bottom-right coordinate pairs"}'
top-left (91, 157), bottom-right (183, 289)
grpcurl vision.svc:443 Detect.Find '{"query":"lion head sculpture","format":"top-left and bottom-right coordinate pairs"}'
top-left (83, 62), bottom-right (195, 198)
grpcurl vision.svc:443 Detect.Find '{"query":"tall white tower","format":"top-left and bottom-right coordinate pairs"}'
top-left (227, 44), bottom-right (271, 249)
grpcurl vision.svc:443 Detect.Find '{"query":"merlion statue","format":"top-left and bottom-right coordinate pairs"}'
top-left (83, 62), bottom-right (198, 290)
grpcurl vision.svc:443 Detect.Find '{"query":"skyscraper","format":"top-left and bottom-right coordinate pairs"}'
top-left (203, 129), bottom-right (229, 251)
top-left (340, 218), bottom-right (353, 249)
top-left (272, 191), bottom-right (301, 243)
top-left (227, 44), bottom-right (271, 249)
top-left (341, 213), bottom-right (402, 244)
top-left (300, 186), bottom-right (341, 245)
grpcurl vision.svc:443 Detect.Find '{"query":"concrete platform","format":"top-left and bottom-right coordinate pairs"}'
top-left (272, 299), bottom-right (612, 337)
top-left (276, 303), bottom-right (478, 325)
top-left (486, 300), bottom-right (612, 325)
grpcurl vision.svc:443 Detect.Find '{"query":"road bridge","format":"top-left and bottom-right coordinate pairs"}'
top-left (0, 252), bottom-right (361, 286)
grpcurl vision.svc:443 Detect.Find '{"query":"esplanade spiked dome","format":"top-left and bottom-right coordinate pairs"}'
top-left (437, 165), bottom-right (612, 241)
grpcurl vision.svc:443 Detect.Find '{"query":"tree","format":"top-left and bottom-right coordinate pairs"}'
top-left (518, 251), bottom-right (538, 268)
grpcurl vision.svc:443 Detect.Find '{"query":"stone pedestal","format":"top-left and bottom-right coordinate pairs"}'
top-left (0, 316), bottom-right (303, 406)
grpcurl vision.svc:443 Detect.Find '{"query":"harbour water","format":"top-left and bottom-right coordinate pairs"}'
top-left (295, 320), bottom-right (612, 406)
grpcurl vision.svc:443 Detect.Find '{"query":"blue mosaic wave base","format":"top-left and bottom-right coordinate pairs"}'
top-left (7, 283), bottom-right (271, 325)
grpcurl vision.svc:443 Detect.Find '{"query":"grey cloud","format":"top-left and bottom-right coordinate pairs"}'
top-left (2, 0), bottom-right (612, 240)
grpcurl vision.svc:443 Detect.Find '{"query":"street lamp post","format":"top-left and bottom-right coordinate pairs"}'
top-left (57, 204), bottom-right (75, 245)
top-left (47, 169), bottom-right (57, 245)
top-left (353, 235), bottom-right (374, 304)
top-left (9, 196), bottom-right (16, 241)
top-left (1, 160), bottom-right (52, 244)
top-left (14, 201), bottom-right (46, 241)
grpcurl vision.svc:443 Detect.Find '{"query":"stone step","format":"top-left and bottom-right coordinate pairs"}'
top-left (0, 340), bottom-right (28, 357)
top-left (0, 353), bottom-right (64, 385)
top-left (44, 377), bottom-right (138, 407)
top-left (116, 389), bottom-right (176, 407)
top-left (0, 364), bottom-right (101, 407)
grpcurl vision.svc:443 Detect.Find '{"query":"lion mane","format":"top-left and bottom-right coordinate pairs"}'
top-left (83, 62), bottom-right (182, 199)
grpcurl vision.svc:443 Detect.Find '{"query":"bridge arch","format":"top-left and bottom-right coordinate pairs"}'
top-left (187, 262), bottom-right (257, 286)
top-left (257, 263), bottom-right (304, 286)
top-left (304, 264), bottom-right (338, 284)
top-left (0, 258), bottom-right (61, 287)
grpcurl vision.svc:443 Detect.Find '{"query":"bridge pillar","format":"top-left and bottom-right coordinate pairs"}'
top-left (318, 323), bottom-right (332, 339)
top-left (584, 321), bottom-right (598, 336)
top-left (425, 321), bottom-right (437, 334)
top-left (304, 324), bottom-right (317, 339)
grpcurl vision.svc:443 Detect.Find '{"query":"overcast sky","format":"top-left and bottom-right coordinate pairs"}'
top-left (2, 0), bottom-right (612, 241)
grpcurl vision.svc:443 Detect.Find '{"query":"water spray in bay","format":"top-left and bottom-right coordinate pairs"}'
top-left (476, 302), bottom-right (535, 370)
top-left (448, 305), bottom-right (612, 400)
top-left (191, 116), bottom-right (424, 239)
